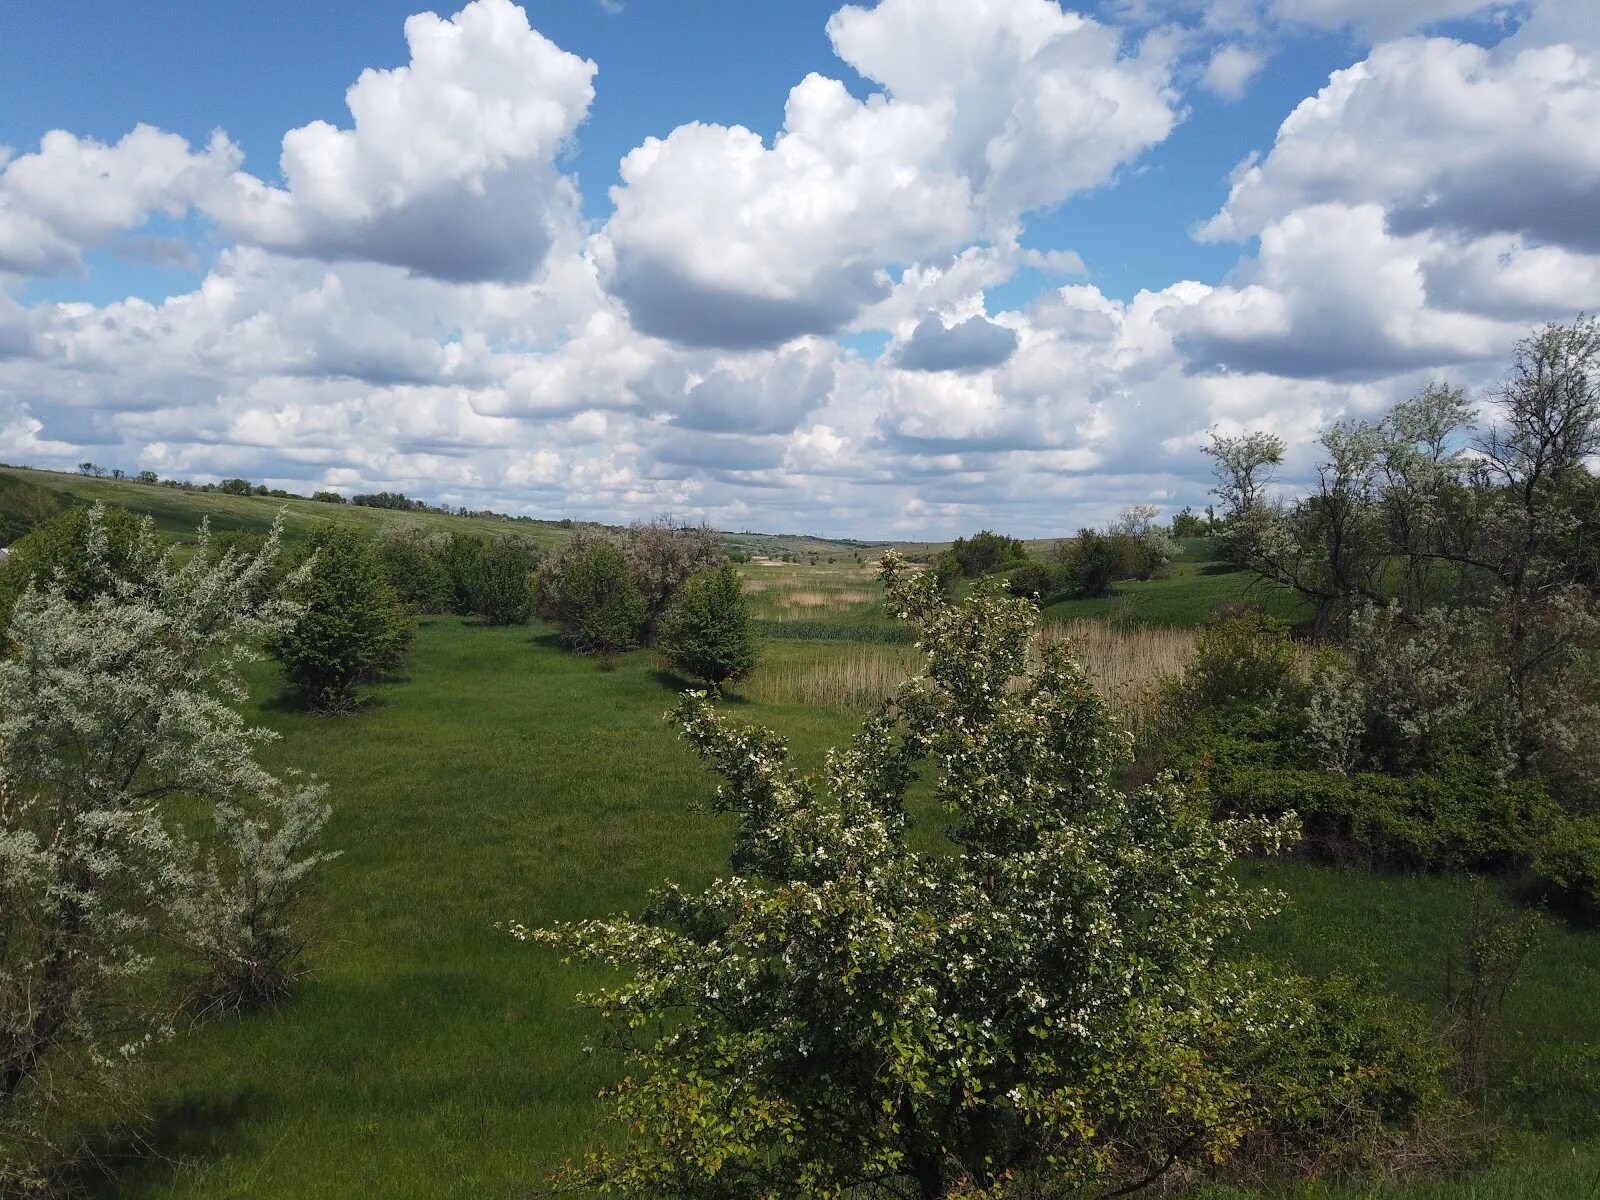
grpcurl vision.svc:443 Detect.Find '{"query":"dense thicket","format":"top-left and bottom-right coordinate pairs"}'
top-left (537, 518), bottom-right (723, 660)
top-left (537, 533), bottom-right (646, 659)
top-left (1006, 505), bottom-right (1178, 603)
top-left (1196, 320), bottom-right (1600, 856)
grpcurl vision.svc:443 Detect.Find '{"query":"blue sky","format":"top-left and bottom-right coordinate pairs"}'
top-left (0, 0), bottom-right (1594, 536)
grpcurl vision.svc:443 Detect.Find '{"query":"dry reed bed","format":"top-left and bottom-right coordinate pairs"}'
top-left (749, 618), bottom-right (1197, 732)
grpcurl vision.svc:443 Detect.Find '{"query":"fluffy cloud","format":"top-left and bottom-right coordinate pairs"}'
top-left (896, 313), bottom-right (1019, 371)
top-left (2, 0), bottom-right (1593, 540)
top-left (0, 126), bottom-right (236, 276)
top-left (1200, 38), bottom-right (1600, 251)
top-left (1201, 45), bottom-right (1266, 100)
top-left (205, 0), bottom-right (596, 282)
top-left (1176, 204), bottom-right (1516, 377)
top-left (597, 0), bottom-right (1175, 348)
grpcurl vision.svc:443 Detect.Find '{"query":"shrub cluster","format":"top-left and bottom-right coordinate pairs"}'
top-left (1005, 507), bottom-right (1179, 604)
top-left (1159, 609), bottom-right (1600, 914)
top-left (535, 518), bottom-right (733, 667)
top-left (536, 533), bottom-right (645, 659)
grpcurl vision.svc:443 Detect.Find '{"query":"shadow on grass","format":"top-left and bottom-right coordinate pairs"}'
top-left (649, 669), bottom-right (754, 705)
top-left (69, 1089), bottom-right (274, 1198)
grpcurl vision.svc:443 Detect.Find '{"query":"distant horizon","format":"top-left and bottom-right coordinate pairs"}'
top-left (1, 0), bottom-right (1594, 539)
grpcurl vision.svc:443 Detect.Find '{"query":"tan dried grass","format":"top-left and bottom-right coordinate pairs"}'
top-left (750, 618), bottom-right (1197, 728)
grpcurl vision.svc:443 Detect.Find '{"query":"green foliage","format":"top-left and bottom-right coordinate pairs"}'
top-left (1227, 969), bottom-right (1453, 1177)
top-left (1176, 609), bottom-right (1305, 710)
top-left (272, 525), bottom-right (413, 712)
top-left (352, 491), bottom-right (421, 511)
top-left (1531, 814), bottom-right (1600, 912)
top-left (1060, 528), bottom-right (1121, 597)
top-left (1170, 505), bottom-right (1215, 539)
top-left (375, 528), bottom-right (455, 614)
top-left (538, 536), bottom-right (646, 658)
top-left (440, 531), bottom-right (487, 614)
top-left (1441, 880), bottom-right (1542, 1104)
top-left (1162, 608), bottom-right (1600, 913)
top-left (620, 517), bottom-right (724, 636)
top-left (1004, 560), bottom-right (1070, 601)
top-left (523, 556), bottom-right (1451, 1199)
top-left (657, 563), bottom-right (757, 687)
top-left (948, 528), bottom-right (1027, 577)
top-left (0, 503), bottom-right (146, 631)
top-left (460, 536), bottom-right (541, 625)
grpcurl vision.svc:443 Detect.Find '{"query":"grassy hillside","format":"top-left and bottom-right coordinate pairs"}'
top-left (48, 575), bottom-right (1597, 1199)
top-left (0, 466), bottom-right (576, 550)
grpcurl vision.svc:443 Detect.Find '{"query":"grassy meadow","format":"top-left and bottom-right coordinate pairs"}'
top-left (5, 474), bottom-right (1596, 1198)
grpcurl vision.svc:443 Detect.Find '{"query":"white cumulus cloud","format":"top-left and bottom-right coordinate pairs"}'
top-left (596, 0), bottom-right (1176, 349)
top-left (205, 0), bottom-right (596, 282)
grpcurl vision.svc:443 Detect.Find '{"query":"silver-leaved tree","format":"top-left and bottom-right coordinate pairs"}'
top-left (525, 555), bottom-right (1320, 1199)
top-left (0, 507), bottom-right (336, 1186)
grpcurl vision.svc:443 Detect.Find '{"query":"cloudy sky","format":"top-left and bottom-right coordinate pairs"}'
top-left (1, 0), bottom-right (1595, 537)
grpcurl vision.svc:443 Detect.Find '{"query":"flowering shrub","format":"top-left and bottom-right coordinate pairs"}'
top-left (518, 556), bottom-right (1445, 1198)
top-left (0, 508), bottom-right (335, 1185)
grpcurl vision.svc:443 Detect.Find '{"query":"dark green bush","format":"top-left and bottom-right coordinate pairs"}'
top-left (375, 530), bottom-right (454, 614)
top-left (1061, 528), bottom-right (1118, 598)
top-left (0, 504), bottom-right (145, 627)
top-left (1234, 969), bottom-right (1454, 1174)
top-left (948, 529), bottom-right (1027, 577)
top-left (462, 536), bottom-right (541, 625)
top-left (658, 563), bottom-right (757, 688)
top-left (440, 532), bottom-right (487, 615)
top-left (1005, 561), bottom-right (1069, 601)
top-left (1176, 609), bottom-right (1304, 710)
top-left (538, 537), bottom-right (646, 658)
top-left (273, 525), bottom-right (413, 712)
top-left (1532, 814), bottom-right (1600, 912)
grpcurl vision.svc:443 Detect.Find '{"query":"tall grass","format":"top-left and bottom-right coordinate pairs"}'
top-left (747, 618), bottom-right (1197, 729)
top-left (1036, 618), bottom-right (1196, 735)
top-left (745, 643), bottom-right (922, 711)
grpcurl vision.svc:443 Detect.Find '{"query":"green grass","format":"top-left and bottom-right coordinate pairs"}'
top-left (0, 466), bottom-right (577, 551)
top-left (81, 621), bottom-right (857, 1199)
top-left (58, 614), bottom-right (1596, 1200)
top-left (1041, 557), bottom-right (1310, 628)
